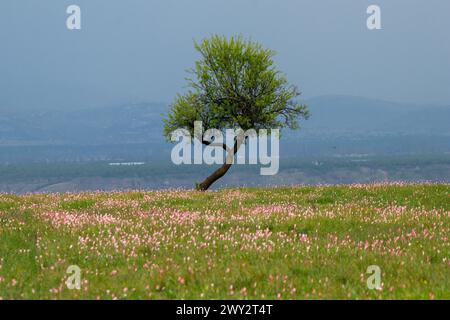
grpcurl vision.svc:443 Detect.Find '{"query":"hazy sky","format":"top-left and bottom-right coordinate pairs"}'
top-left (1, 0), bottom-right (449, 110)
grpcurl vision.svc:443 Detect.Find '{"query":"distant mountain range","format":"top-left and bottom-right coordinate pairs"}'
top-left (0, 95), bottom-right (448, 156)
top-left (303, 95), bottom-right (450, 135)
top-left (0, 103), bottom-right (167, 146)
top-left (0, 95), bottom-right (449, 146)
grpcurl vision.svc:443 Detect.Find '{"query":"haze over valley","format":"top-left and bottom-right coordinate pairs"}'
top-left (1, 95), bottom-right (448, 193)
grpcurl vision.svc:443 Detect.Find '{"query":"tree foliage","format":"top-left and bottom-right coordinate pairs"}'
top-left (164, 35), bottom-right (308, 138)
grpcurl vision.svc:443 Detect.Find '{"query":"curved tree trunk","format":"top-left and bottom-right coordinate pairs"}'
top-left (197, 139), bottom-right (241, 191)
top-left (197, 162), bottom-right (233, 191)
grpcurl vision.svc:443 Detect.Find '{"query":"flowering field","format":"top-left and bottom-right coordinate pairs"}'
top-left (0, 184), bottom-right (449, 300)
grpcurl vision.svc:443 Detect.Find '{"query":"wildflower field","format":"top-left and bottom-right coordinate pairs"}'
top-left (0, 184), bottom-right (449, 300)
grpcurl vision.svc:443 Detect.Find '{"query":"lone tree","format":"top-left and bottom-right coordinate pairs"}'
top-left (164, 35), bottom-right (309, 191)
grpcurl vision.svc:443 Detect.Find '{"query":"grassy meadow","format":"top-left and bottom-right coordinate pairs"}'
top-left (0, 183), bottom-right (449, 299)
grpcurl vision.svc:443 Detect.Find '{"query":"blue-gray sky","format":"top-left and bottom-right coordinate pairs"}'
top-left (1, 0), bottom-right (449, 110)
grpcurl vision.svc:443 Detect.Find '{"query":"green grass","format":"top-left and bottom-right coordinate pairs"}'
top-left (0, 183), bottom-right (449, 300)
